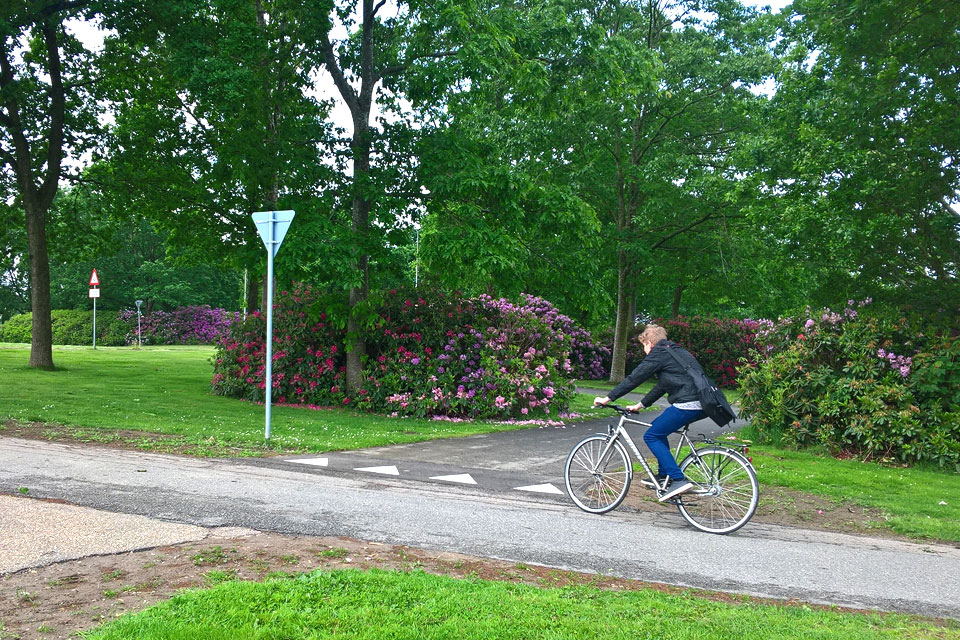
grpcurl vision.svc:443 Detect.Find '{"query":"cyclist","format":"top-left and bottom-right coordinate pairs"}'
top-left (594, 324), bottom-right (706, 501)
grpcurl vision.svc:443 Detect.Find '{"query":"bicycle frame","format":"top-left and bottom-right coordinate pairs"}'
top-left (595, 413), bottom-right (710, 496)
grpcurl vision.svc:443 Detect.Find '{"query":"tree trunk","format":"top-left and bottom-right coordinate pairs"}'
top-left (246, 272), bottom-right (261, 313)
top-left (671, 284), bottom-right (684, 318)
top-left (1, 17), bottom-right (65, 370)
top-left (609, 247), bottom-right (632, 384)
top-left (24, 200), bottom-right (54, 369)
top-left (345, 119), bottom-right (371, 392)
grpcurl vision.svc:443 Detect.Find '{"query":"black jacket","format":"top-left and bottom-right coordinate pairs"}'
top-left (608, 340), bottom-right (701, 407)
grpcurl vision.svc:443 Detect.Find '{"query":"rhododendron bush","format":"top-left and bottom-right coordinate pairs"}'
top-left (739, 301), bottom-right (960, 470)
top-left (211, 286), bottom-right (606, 419)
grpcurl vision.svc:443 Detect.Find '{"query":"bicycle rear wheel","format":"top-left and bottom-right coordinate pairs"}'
top-left (677, 447), bottom-right (758, 534)
top-left (564, 435), bottom-right (632, 514)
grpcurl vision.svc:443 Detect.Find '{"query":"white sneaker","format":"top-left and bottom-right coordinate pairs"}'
top-left (658, 479), bottom-right (694, 502)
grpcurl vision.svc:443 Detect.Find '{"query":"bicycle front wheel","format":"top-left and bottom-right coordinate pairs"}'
top-left (564, 435), bottom-right (632, 514)
top-left (677, 447), bottom-right (758, 534)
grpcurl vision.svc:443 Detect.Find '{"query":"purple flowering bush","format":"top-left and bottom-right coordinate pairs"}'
top-left (120, 306), bottom-right (239, 345)
top-left (739, 301), bottom-right (960, 469)
top-left (211, 286), bottom-right (579, 419)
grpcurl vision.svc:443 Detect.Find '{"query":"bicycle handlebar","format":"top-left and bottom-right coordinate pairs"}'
top-left (594, 403), bottom-right (639, 415)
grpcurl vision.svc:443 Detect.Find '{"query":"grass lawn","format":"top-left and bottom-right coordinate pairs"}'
top-left (82, 569), bottom-right (958, 640)
top-left (739, 427), bottom-right (960, 542)
top-left (0, 344), bottom-right (574, 456)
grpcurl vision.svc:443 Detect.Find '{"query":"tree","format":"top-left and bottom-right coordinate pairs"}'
top-left (762, 0), bottom-right (960, 310)
top-left (316, 0), bottom-right (485, 389)
top-left (407, 0), bottom-right (777, 374)
top-left (1, 1), bottom-right (101, 368)
top-left (97, 0), bottom-right (333, 313)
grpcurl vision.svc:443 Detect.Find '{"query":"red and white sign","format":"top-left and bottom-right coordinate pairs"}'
top-left (89, 269), bottom-right (100, 286)
top-left (88, 288), bottom-right (100, 298)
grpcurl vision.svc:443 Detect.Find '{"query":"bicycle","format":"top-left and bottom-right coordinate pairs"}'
top-left (563, 404), bottom-right (759, 534)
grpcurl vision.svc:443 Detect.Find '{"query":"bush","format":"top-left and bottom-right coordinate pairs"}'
top-left (119, 306), bottom-right (239, 345)
top-left (739, 301), bottom-right (960, 470)
top-left (212, 286), bottom-right (579, 419)
top-left (0, 310), bottom-right (130, 346)
top-left (598, 316), bottom-right (759, 387)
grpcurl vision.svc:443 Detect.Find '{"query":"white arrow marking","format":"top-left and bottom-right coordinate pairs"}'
top-left (429, 473), bottom-right (477, 485)
top-left (514, 483), bottom-right (564, 495)
top-left (354, 465), bottom-right (400, 476)
top-left (289, 458), bottom-right (328, 467)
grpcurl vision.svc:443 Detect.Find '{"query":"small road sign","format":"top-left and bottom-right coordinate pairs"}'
top-left (88, 288), bottom-right (100, 298)
top-left (251, 210), bottom-right (295, 442)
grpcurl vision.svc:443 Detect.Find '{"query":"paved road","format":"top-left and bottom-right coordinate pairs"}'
top-left (2, 434), bottom-right (959, 620)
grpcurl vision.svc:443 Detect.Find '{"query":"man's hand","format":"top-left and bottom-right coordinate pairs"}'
top-left (627, 401), bottom-right (644, 412)
top-left (593, 396), bottom-right (611, 407)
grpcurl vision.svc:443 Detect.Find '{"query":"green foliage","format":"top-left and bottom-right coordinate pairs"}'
top-left (1, 311), bottom-right (130, 346)
top-left (739, 303), bottom-right (960, 470)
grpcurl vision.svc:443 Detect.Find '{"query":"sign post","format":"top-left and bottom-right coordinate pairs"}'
top-left (252, 210), bottom-right (295, 442)
top-left (89, 269), bottom-right (100, 349)
top-left (135, 299), bottom-right (143, 348)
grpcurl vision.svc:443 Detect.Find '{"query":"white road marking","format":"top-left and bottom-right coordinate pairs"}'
top-left (354, 465), bottom-right (400, 476)
top-left (289, 458), bottom-right (328, 467)
top-left (514, 483), bottom-right (564, 495)
top-left (429, 473), bottom-right (478, 485)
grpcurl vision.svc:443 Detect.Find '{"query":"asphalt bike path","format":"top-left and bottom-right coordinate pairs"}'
top-left (3, 435), bottom-right (959, 621)
top-left (252, 395), bottom-right (739, 501)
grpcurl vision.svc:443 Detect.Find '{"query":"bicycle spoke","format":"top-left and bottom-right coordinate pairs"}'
top-left (677, 448), bottom-right (758, 534)
top-left (564, 435), bottom-right (632, 514)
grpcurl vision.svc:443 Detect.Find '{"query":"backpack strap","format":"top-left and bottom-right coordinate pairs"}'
top-left (665, 345), bottom-right (694, 374)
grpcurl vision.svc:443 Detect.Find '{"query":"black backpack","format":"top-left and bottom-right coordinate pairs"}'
top-left (665, 346), bottom-right (737, 428)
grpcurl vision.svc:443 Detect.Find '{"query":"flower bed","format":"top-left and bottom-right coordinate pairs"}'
top-left (212, 287), bottom-right (592, 419)
top-left (120, 306), bottom-right (240, 345)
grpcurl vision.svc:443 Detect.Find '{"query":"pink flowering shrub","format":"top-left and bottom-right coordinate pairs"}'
top-left (211, 286), bottom-right (578, 419)
top-left (119, 306), bottom-right (239, 345)
top-left (739, 301), bottom-right (960, 469)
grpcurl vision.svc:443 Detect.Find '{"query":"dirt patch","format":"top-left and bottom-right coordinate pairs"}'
top-left (3, 530), bottom-right (949, 640)
top-left (619, 483), bottom-right (898, 539)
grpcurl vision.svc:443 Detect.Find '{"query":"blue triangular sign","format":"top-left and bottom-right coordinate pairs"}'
top-left (252, 210), bottom-right (295, 257)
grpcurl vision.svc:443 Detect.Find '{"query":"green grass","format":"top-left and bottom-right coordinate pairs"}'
top-left (81, 569), bottom-right (958, 640)
top-left (740, 431), bottom-right (960, 542)
top-left (0, 344), bottom-right (575, 455)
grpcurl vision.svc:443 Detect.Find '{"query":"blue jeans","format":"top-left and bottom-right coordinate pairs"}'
top-left (643, 405), bottom-right (706, 481)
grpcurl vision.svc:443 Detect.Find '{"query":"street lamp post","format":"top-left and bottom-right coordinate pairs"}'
top-left (135, 300), bottom-right (143, 348)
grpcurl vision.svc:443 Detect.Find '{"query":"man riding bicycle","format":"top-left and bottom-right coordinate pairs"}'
top-left (594, 324), bottom-right (707, 502)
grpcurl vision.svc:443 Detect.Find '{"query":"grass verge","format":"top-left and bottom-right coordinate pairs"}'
top-left (81, 568), bottom-right (958, 640)
top-left (739, 430), bottom-right (960, 542)
top-left (0, 344), bottom-right (575, 456)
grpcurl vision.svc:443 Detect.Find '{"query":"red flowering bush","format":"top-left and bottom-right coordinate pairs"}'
top-left (212, 286), bottom-right (581, 419)
top-left (598, 316), bottom-right (759, 387)
top-left (211, 284), bottom-right (345, 405)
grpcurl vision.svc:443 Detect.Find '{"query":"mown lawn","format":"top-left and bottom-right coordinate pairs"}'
top-left (0, 344), bottom-right (567, 455)
top-left (82, 569), bottom-right (959, 640)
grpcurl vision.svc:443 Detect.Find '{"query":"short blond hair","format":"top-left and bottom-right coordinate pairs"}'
top-left (639, 324), bottom-right (667, 345)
